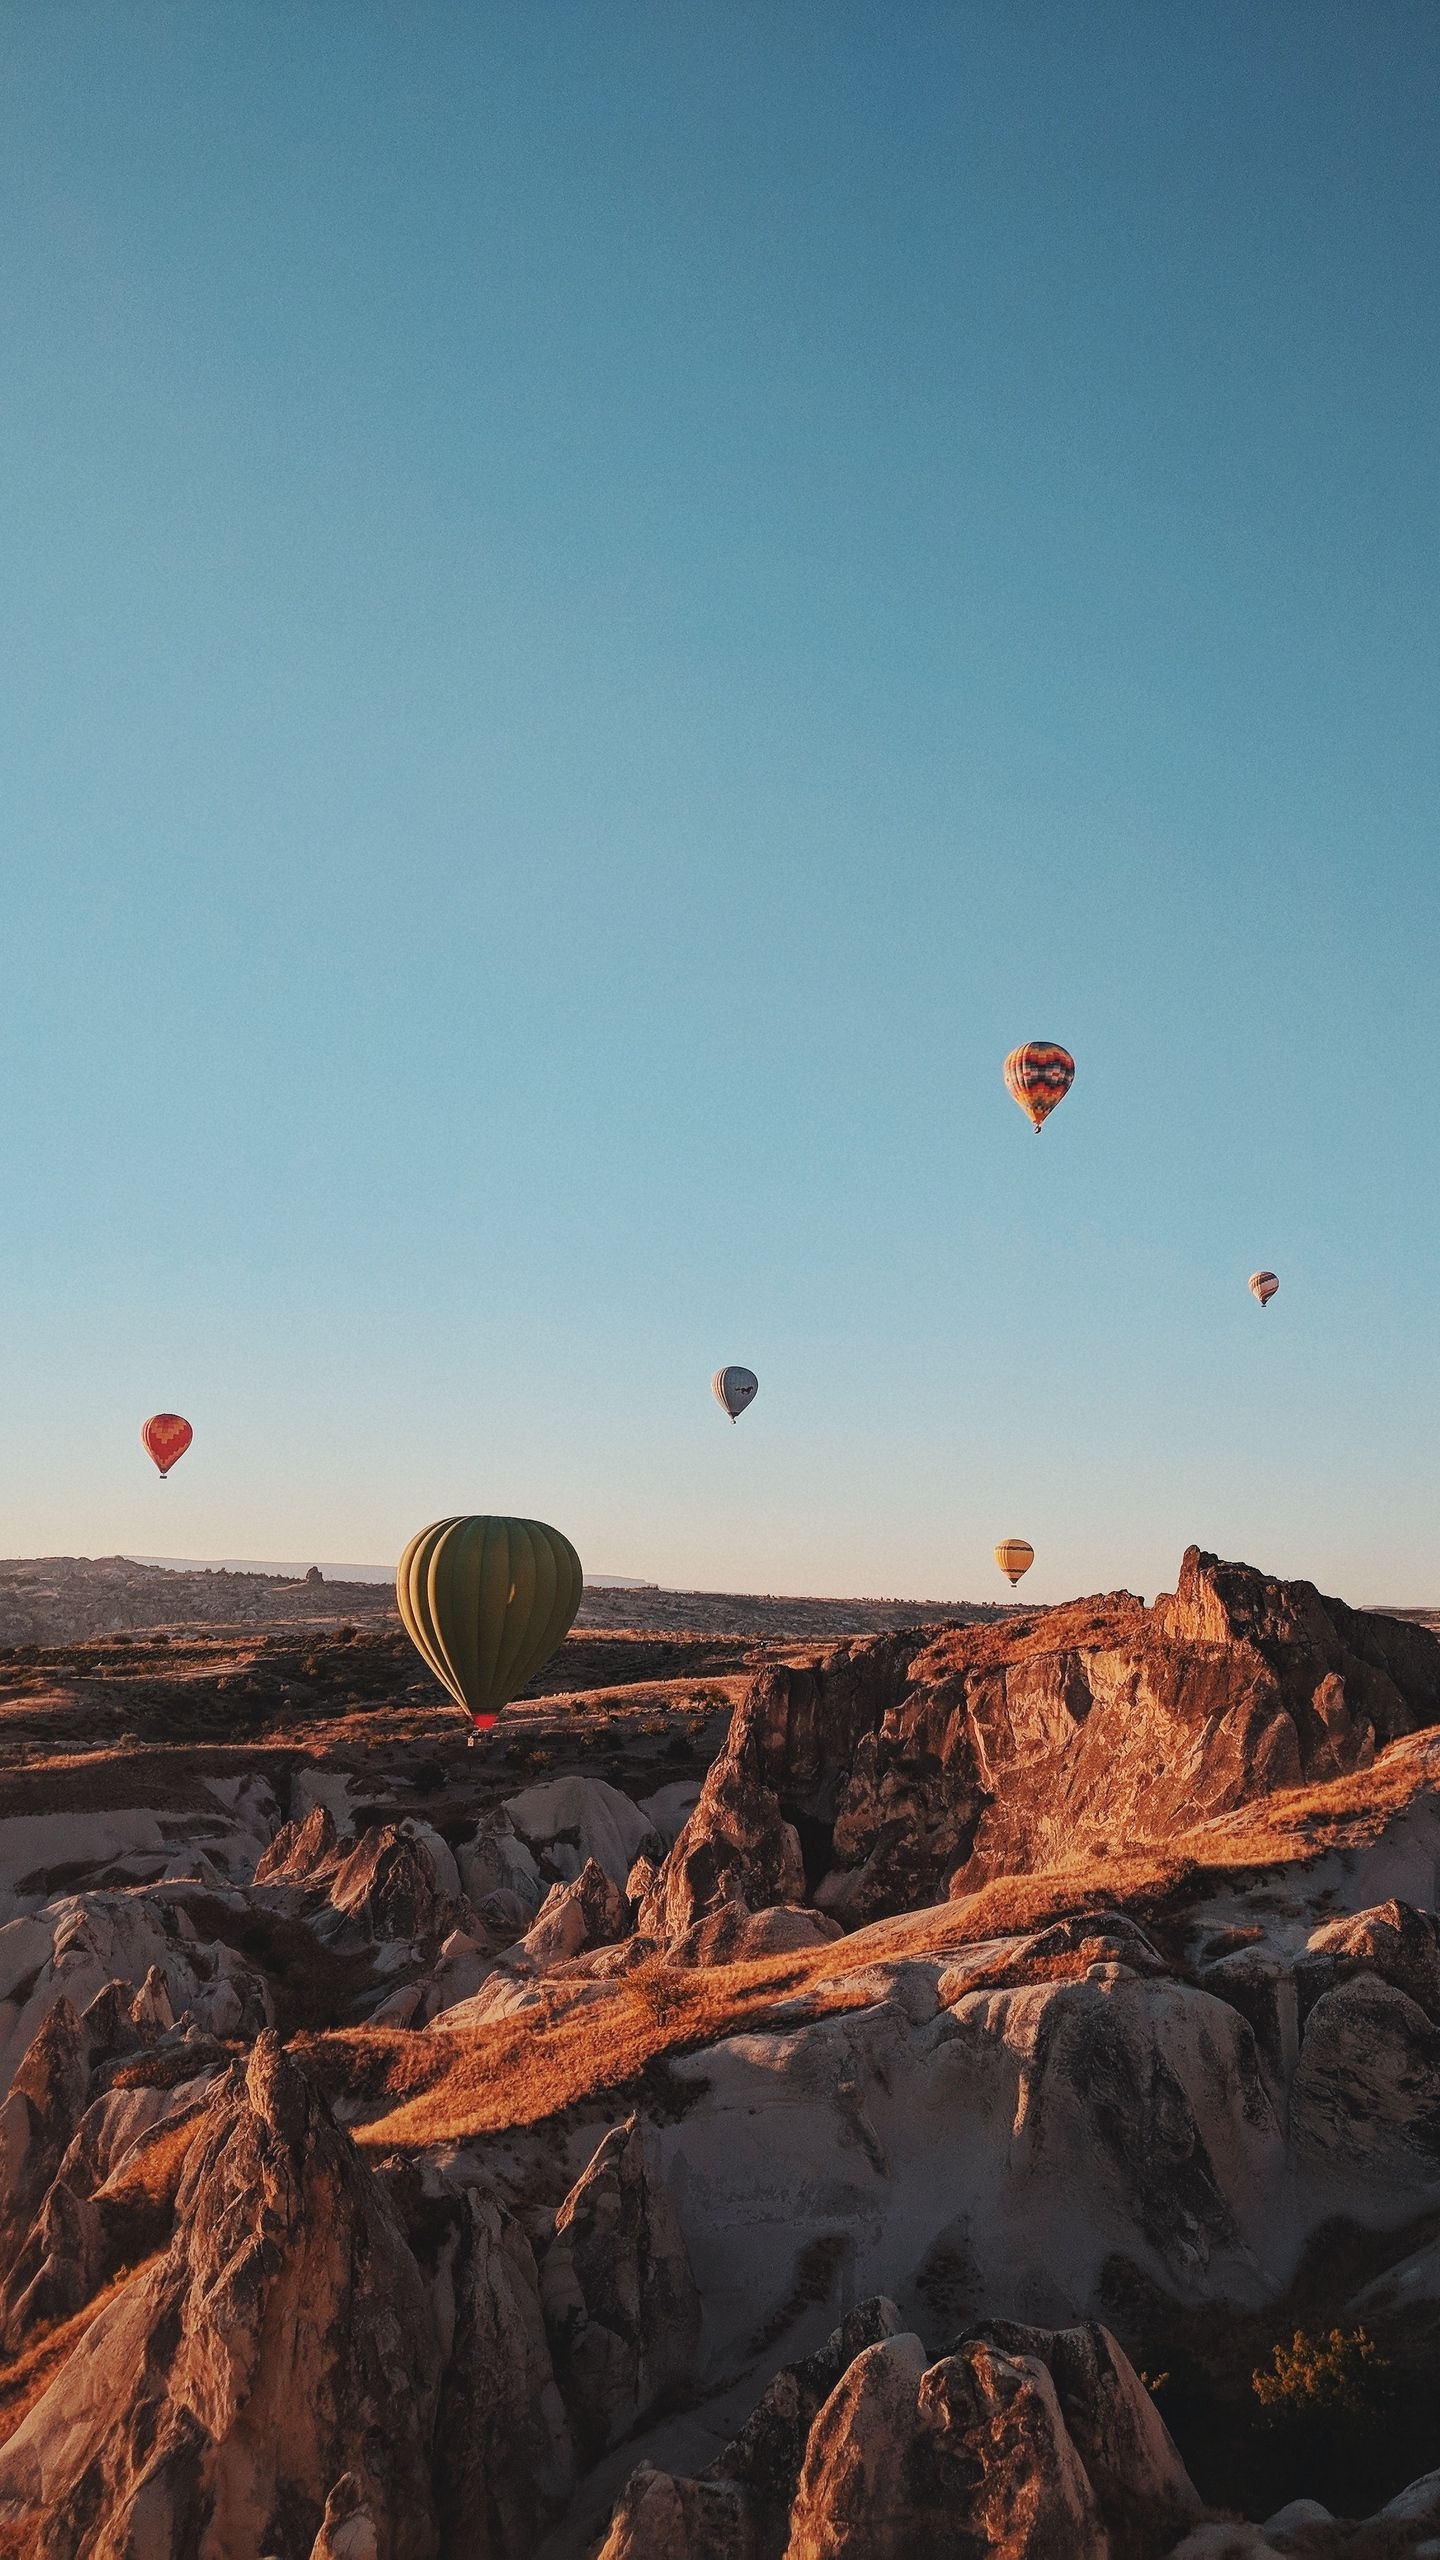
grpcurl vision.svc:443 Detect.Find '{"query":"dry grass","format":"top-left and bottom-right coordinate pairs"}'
top-left (97, 2108), bottom-right (208, 2220)
top-left (339, 1882), bottom-right (1186, 2149)
top-left (331, 1732), bottom-right (1440, 2154)
top-left (0, 2258), bottom-right (160, 2448)
top-left (0, 2127), bottom-right (199, 2458)
top-left (332, 1953), bottom-right (880, 2148)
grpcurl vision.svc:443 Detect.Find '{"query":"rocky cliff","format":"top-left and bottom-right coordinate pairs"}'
top-left (0, 1552), bottom-right (1438, 2555)
top-left (640, 1547), bottom-right (1440, 1934)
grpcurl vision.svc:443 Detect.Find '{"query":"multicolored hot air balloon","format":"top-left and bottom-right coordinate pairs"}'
top-left (995, 1538), bottom-right (1035, 1588)
top-left (396, 1515), bottom-right (583, 1735)
top-left (1003, 1042), bottom-right (1075, 1132)
top-left (141, 1413), bottom-right (192, 1479)
top-left (1249, 1271), bottom-right (1279, 1308)
top-left (712, 1366), bottom-right (759, 1423)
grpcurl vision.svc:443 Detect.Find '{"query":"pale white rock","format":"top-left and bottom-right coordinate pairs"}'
top-left (432, 2191), bottom-right (575, 2552)
top-left (471, 1888), bottom-right (534, 1943)
top-left (1381, 2465), bottom-right (1440, 2522)
top-left (780, 2332), bottom-right (930, 2559)
top-left (289, 1769), bottom-right (368, 1835)
top-left (503, 1777), bottom-right (660, 1890)
top-left (129, 1965), bottom-right (176, 2032)
top-left (431, 1975), bottom-right (546, 2028)
top-left (456, 1819), bottom-right (543, 1914)
top-left (366, 1983), bottom-right (424, 2028)
top-left (424, 1929), bottom-right (493, 2021)
top-left (638, 1782), bottom-right (703, 1847)
top-left (777, 2327), bottom-right (1119, 2559)
top-left (425, 1863), bottom-right (632, 2017)
top-left (401, 1821), bottom-right (461, 1903)
top-left (0, 1914), bottom-right (55, 2005)
top-left (1262, 2498), bottom-right (1333, 2531)
top-left (1290, 1974), bottom-right (1440, 2206)
top-left (308, 2474), bottom-right (379, 2560)
top-left (0, 1810), bottom-right (168, 1911)
top-left (518, 1863), bottom-right (630, 1970)
top-left (59, 2074), bottom-right (217, 2192)
top-left (158, 1851), bottom-right (228, 1890)
top-left (433, 1971), bottom-right (633, 2031)
top-left (0, 1889), bottom-right (271, 2098)
top-left (0, 2035), bottom-right (442, 2559)
top-left (0, 1791), bottom-right (284, 1915)
top-left (322, 1821), bottom-right (459, 1944)
top-left (189, 1773), bottom-right (283, 1881)
top-left (649, 1963), bottom-right (1290, 2369)
top-left (373, 1938), bottom-right (422, 1976)
top-left (204, 1771), bottom-right (282, 1834)
top-left (542, 2116), bottom-right (702, 2465)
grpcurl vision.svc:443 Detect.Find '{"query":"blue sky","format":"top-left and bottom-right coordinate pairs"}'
top-left (1, 2), bottom-right (1436, 1603)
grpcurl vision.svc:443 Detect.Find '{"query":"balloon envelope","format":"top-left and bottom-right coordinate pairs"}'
top-left (142, 1413), bottom-right (193, 1478)
top-left (712, 1365), bottom-right (759, 1423)
top-left (1249, 1271), bottom-right (1279, 1307)
top-left (396, 1515), bottom-right (583, 1730)
top-left (995, 1538), bottom-right (1035, 1587)
top-left (1003, 1042), bottom-right (1075, 1131)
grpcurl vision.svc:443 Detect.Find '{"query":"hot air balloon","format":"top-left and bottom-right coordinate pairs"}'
top-left (1003, 1042), bottom-right (1075, 1132)
top-left (142, 1413), bottom-right (192, 1479)
top-left (995, 1538), bottom-right (1035, 1588)
top-left (712, 1366), bottom-right (759, 1423)
top-left (396, 1515), bottom-right (582, 1735)
top-left (1249, 1271), bottom-right (1279, 1308)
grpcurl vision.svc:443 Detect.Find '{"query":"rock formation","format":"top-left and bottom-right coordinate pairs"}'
top-left (641, 1548), bottom-right (1440, 1935)
top-left (541, 2114), bottom-right (702, 2463)
top-left (0, 1552), bottom-right (1435, 2555)
top-left (598, 2306), bottom-right (1200, 2560)
top-left (0, 2034), bottom-right (442, 2558)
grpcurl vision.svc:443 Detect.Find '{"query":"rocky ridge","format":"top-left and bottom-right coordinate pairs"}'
top-left (0, 1551), bottom-right (1437, 2551)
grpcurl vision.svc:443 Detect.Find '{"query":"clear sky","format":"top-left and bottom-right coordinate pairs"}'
top-left (1, 2), bottom-right (1436, 1605)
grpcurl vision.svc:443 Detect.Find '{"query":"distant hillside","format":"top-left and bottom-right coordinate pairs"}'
top-left (0, 1554), bottom-right (1015, 1647)
top-left (128, 1556), bottom-right (656, 1589)
top-left (0, 1555), bottom-right (393, 1645)
top-left (573, 1583), bottom-right (1018, 1639)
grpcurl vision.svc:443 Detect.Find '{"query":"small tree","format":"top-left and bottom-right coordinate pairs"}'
top-left (1250, 2325), bottom-right (1395, 2511)
top-left (1252, 2325), bottom-right (1386, 2421)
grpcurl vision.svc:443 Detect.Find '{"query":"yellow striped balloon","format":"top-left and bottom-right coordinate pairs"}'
top-left (994, 1538), bottom-right (1035, 1587)
top-left (1003, 1042), bottom-right (1075, 1132)
top-left (396, 1515), bottom-right (583, 1732)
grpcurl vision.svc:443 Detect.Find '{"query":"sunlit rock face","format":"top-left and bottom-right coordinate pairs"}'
top-left (644, 1548), bottom-right (1440, 1934)
top-left (0, 2033), bottom-right (444, 2560)
top-left (597, 2306), bottom-right (1201, 2560)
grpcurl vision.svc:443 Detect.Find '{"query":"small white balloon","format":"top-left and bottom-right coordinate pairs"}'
top-left (712, 1365), bottom-right (759, 1423)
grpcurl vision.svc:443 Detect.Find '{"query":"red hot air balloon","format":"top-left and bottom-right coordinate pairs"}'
top-left (142, 1413), bottom-right (193, 1479)
top-left (1003, 1042), bottom-right (1075, 1132)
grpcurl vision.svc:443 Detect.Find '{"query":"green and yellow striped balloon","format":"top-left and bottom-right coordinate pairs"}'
top-left (396, 1515), bottom-right (583, 1732)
